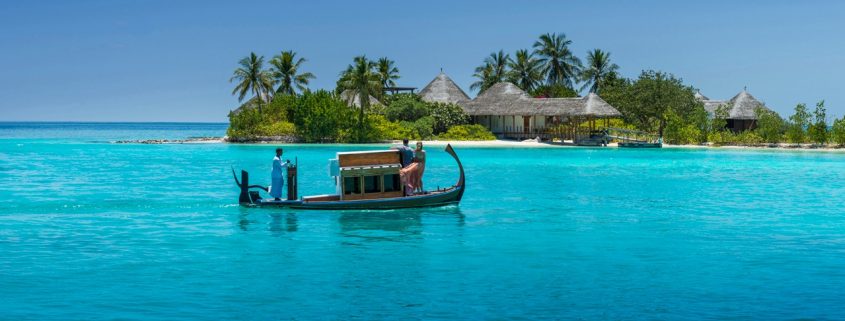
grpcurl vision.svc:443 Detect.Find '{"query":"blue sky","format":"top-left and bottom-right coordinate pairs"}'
top-left (1, 0), bottom-right (843, 122)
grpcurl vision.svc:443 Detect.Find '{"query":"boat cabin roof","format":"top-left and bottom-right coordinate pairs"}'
top-left (337, 149), bottom-right (401, 168)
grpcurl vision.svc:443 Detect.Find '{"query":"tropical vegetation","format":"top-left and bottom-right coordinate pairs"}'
top-left (470, 50), bottom-right (509, 93)
top-left (227, 51), bottom-right (485, 142)
top-left (533, 32), bottom-right (581, 88)
top-left (228, 36), bottom-right (840, 147)
top-left (269, 50), bottom-right (315, 96)
top-left (580, 49), bottom-right (619, 94)
top-left (229, 52), bottom-right (274, 112)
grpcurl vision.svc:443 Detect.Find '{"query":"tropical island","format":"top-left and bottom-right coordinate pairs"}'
top-left (227, 33), bottom-right (845, 148)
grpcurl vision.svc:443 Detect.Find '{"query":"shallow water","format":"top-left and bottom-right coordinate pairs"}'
top-left (1, 122), bottom-right (844, 320)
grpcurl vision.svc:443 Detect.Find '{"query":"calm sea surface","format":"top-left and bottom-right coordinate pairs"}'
top-left (1, 122), bottom-right (844, 320)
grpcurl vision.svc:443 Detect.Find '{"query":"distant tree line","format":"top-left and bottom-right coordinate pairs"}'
top-left (227, 51), bottom-right (490, 142)
top-left (228, 34), bottom-right (843, 146)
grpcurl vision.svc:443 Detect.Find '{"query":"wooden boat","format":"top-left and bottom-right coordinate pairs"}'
top-left (233, 144), bottom-right (465, 210)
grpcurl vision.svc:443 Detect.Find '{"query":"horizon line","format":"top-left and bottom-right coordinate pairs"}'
top-left (0, 120), bottom-right (229, 124)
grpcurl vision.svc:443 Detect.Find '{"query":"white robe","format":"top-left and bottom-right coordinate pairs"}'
top-left (270, 156), bottom-right (287, 199)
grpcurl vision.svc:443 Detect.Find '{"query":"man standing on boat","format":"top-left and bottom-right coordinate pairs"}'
top-left (395, 139), bottom-right (416, 196)
top-left (270, 147), bottom-right (289, 201)
top-left (396, 138), bottom-right (414, 168)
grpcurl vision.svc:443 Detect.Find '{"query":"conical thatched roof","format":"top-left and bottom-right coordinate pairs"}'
top-left (694, 90), bottom-right (710, 101)
top-left (418, 72), bottom-right (471, 104)
top-left (461, 82), bottom-right (621, 117)
top-left (698, 89), bottom-right (771, 120)
top-left (726, 89), bottom-right (769, 119)
top-left (340, 90), bottom-right (382, 108)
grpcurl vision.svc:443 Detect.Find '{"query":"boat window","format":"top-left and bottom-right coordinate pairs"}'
top-left (343, 176), bottom-right (361, 195)
top-left (364, 175), bottom-right (381, 193)
top-left (383, 174), bottom-right (400, 192)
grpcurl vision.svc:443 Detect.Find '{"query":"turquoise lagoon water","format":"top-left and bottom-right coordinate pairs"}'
top-left (1, 122), bottom-right (844, 320)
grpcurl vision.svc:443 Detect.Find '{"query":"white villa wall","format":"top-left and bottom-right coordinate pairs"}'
top-left (476, 115), bottom-right (549, 134)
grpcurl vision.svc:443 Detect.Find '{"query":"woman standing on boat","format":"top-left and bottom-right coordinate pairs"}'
top-left (413, 142), bottom-right (426, 193)
top-left (400, 142), bottom-right (426, 195)
top-left (270, 147), bottom-right (289, 201)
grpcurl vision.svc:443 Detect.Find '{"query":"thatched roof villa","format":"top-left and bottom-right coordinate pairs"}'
top-left (418, 71), bottom-right (471, 104)
top-left (419, 73), bottom-right (621, 141)
top-left (696, 88), bottom-right (772, 132)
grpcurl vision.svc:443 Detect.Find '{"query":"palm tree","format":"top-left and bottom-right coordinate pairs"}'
top-left (469, 50), bottom-right (509, 93)
top-left (230, 52), bottom-right (274, 112)
top-left (506, 49), bottom-right (544, 93)
top-left (269, 50), bottom-right (315, 96)
top-left (376, 57), bottom-right (400, 89)
top-left (470, 63), bottom-right (494, 93)
top-left (339, 56), bottom-right (381, 142)
top-left (580, 49), bottom-right (619, 94)
top-left (533, 32), bottom-right (582, 89)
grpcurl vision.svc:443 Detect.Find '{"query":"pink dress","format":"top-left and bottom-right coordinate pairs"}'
top-left (414, 150), bottom-right (426, 191)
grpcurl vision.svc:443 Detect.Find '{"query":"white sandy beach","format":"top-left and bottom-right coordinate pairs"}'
top-left (122, 137), bottom-right (845, 153)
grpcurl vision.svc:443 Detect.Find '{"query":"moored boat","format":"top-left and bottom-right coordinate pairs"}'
top-left (233, 144), bottom-right (465, 210)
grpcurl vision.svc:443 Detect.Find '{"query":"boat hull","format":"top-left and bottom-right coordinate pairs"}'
top-left (251, 186), bottom-right (463, 210)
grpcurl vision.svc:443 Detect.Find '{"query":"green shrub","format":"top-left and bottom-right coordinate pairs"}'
top-left (361, 114), bottom-right (411, 142)
top-left (664, 109), bottom-right (703, 145)
top-left (290, 90), bottom-right (354, 143)
top-left (411, 116), bottom-right (435, 140)
top-left (755, 107), bottom-right (785, 143)
top-left (831, 117), bottom-right (845, 146)
top-left (807, 100), bottom-right (828, 145)
top-left (666, 123), bottom-right (701, 145)
top-left (736, 131), bottom-right (764, 145)
top-left (427, 102), bottom-right (470, 134)
top-left (786, 103), bottom-right (809, 144)
top-left (385, 95), bottom-right (428, 122)
top-left (227, 100), bottom-right (297, 139)
top-left (438, 124), bottom-right (496, 141)
top-left (707, 130), bottom-right (733, 146)
top-left (256, 121), bottom-right (296, 136)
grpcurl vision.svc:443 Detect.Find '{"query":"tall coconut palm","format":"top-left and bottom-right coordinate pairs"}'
top-left (376, 57), bottom-right (400, 89)
top-left (533, 32), bottom-right (582, 89)
top-left (580, 49), bottom-right (619, 94)
top-left (269, 50), bottom-right (315, 96)
top-left (470, 63), bottom-right (494, 93)
top-left (230, 52), bottom-right (274, 112)
top-left (470, 50), bottom-right (509, 93)
top-left (506, 49), bottom-right (544, 93)
top-left (339, 56), bottom-right (381, 142)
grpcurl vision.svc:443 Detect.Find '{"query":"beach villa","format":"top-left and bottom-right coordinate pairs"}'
top-left (696, 89), bottom-right (772, 132)
top-left (419, 72), bottom-right (622, 141)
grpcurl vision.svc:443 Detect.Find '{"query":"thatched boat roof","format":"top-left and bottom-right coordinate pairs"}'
top-left (418, 71), bottom-right (471, 104)
top-left (697, 89), bottom-right (771, 120)
top-left (340, 90), bottom-right (382, 107)
top-left (461, 82), bottom-right (621, 117)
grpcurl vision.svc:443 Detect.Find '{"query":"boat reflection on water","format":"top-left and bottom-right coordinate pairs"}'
top-left (233, 206), bottom-right (463, 241)
top-left (337, 206), bottom-right (464, 244)
top-left (237, 207), bottom-right (298, 235)
top-left (269, 212), bottom-right (298, 235)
